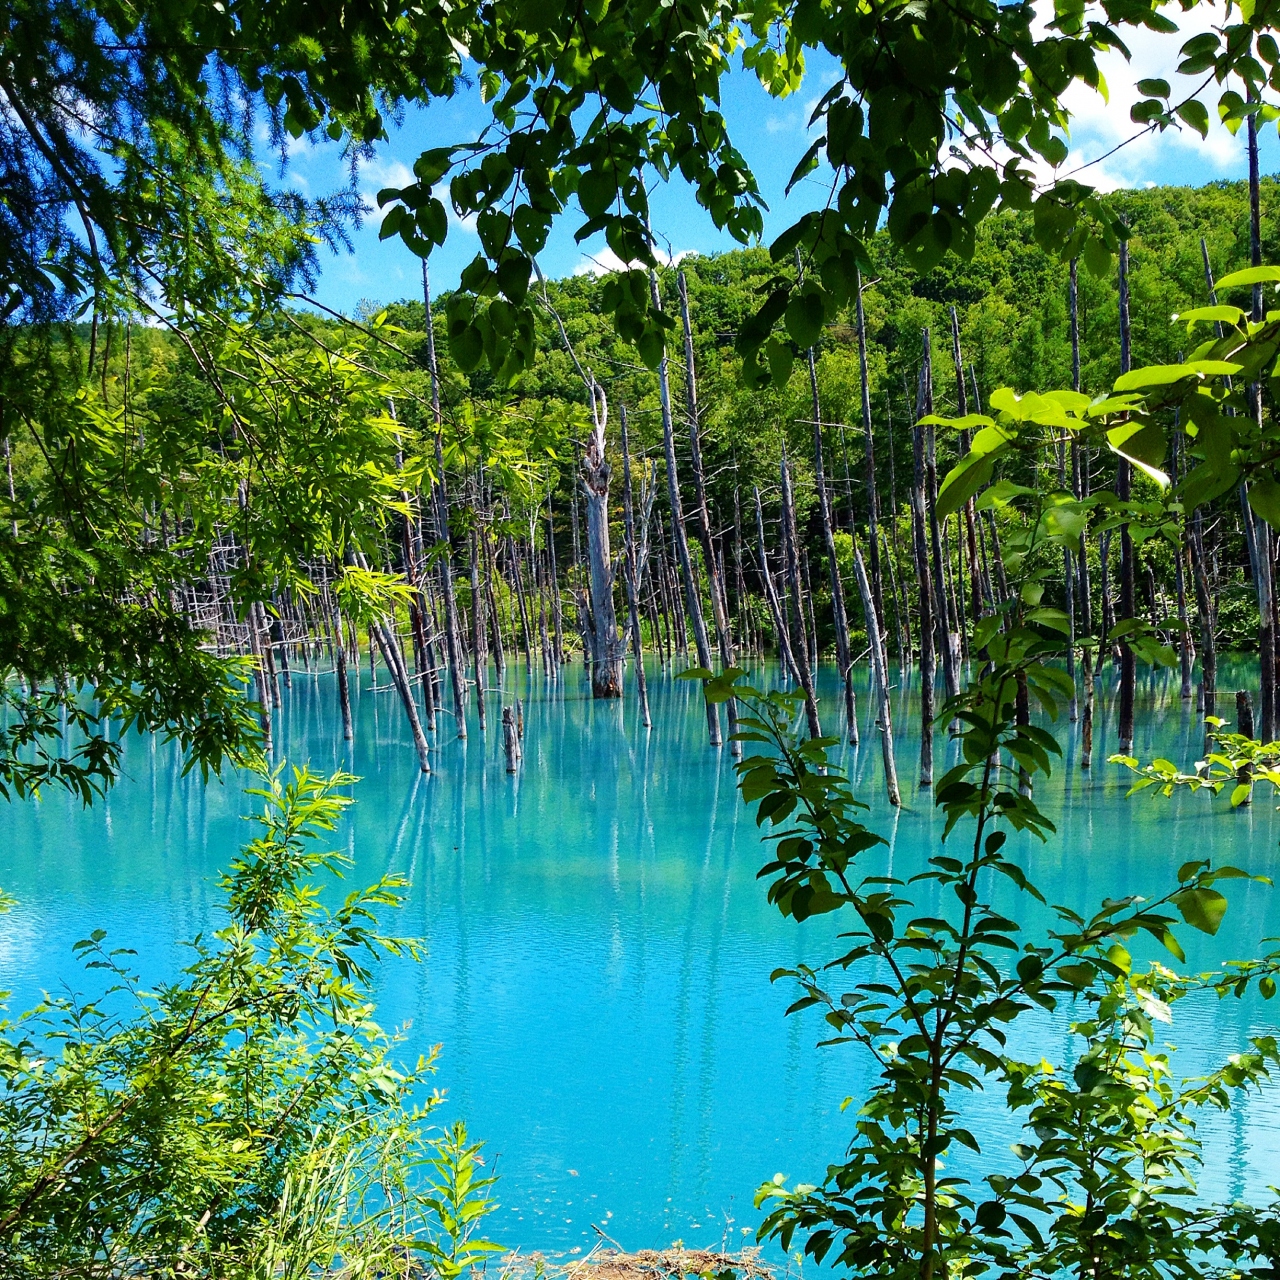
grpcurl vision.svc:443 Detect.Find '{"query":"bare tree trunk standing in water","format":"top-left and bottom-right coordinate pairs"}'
top-left (1191, 510), bottom-right (1218, 753)
top-left (678, 270), bottom-right (740, 755)
top-left (1248, 111), bottom-right (1277, 740)
top-left (332, 593), bottom-right (354, 743)
top-left (620, 404), bottom-right (652, 726)
top-left (912, 343), bottom-right (937, 788)
top-left (1116, 234), bottom-right (1136, 755)
top-left (546, 497), bottom-right (564, 671)
top-left (780, 448), bottom-right (823, 739)
top-left (1192, 236), bottom-right (1236, 753)
top-left (581, 378), bottom-right (623, 698)
top-left (1066, 260), bottom-right (1081, 721)
top-left (650, 268), bottom-right (721, 746)
top-left (755, 486), bottom-right (797, 678)
top-left (922, 338), bottom-right (959, 704)
top-left (423, 262), bottom-right (468, 739)
top-left (351, 549), bottom-right (431, 773)
top-left (948, 306), bottom-right (983, 649)
top-left (467, 503), bottom-right (488, 733)
top-left (801, 257), bottom-right (857, 743)
top-left (855, 267), bottom-right (886, 627)
top-left (852, 536), bottom-right (901, 806)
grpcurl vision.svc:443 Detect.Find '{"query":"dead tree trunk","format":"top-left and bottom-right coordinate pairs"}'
top-left (468, 514), bottom-right (488, 733)
top-left (885, 393), bottom-right (911, 670)
top-left (1116, 235), bottom-right (1136, 754)
top-left (620, 404), bottom-right (652, 727)
top-left (679, 270), bottom-right (741, 754)
top-left (546, 497), bottom-right (564, 670)
top-left (807, 318), bottom-right (858, 743)
top-left (853, 536), bottom-right (900, 806)
top-left (1191, 510), bottom-right (1218, 753)
top-left (912, 353), bottom-right (937, 788)
top-left (423, 263), bottom-right (468, 739)
top-left (854, 267), bottom-right (886, 626)
top-left (331, 589), bottom-right (354, 743)
top-left (651, 268), bottom-right (720, 746)
top-left (780, 451), bottom-right (823, 739)
top-left (922, 336), bottom-right (960, 704)
top-left (1249, 112), bottom-right (1277, 740)
top-left (352, 549), bottom-right (430, 772)
top-left (755, 486), bottom-right (796, 676)
top-left (948, 306), bottom-right (983, 640)
top-left (581, 378), bottom-right (623, 698)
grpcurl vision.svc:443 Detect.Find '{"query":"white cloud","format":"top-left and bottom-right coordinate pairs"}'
top-left (1035, 2), bottom-right (1245, 190)
top-left (357, 157), bottom-right (416, 211)
top-left (572, 246), bottom-right (695, 276)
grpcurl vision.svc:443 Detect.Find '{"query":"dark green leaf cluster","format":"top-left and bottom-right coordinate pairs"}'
top-left (0, 763), bottom-right (502, 1277)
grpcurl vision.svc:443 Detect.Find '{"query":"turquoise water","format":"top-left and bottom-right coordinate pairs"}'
top-left (3, 658), bottom-right (1280, 1256)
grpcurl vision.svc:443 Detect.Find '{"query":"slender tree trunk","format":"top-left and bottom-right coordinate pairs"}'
top-left (620, 404), bottom-right (652, 727)
top-left (755, 486), bottom-right (797, 676)
top-left (547, 498), bottom-right (564, 670)
top-left (248, 600), bottom-right (273, 756)
top-left (352, 550), bottom-right (430, 772)
top-left (855, 267), bottom-right (885, 623)
top-left (570, 440), bottom-right (592, 671)
top-left (886, 393), bottom-right (912, 669)
top-left (333, 595), bottom-right (354, 743)
top-left (949, 306), bottom-right (983, 634)
top-left (1116, 235), bottom-right (1136, 753)
top-left (679, 270), bottom-right (740, 753)
top-left (853, 537), bottom-right (900, 805)
top-left (1191, 511), bottom-right (1218, 753)
top-left (1249, 113), bottom-right (1277, 740)
top-left (651, 269), bottom-right (720, 745)
top-left (581, 379), bottom-right (623, 698)
top-left (808, 318), bottom-right (858, 742)
top-left (781, 452), bottom-right (823, 739)
top-left (423, 263), bottom-right (468, 738)
top-left (921, 333), bottom-right (959, 702)
top-left (468, 517), bottom-right (488, 732)
top-left (912, 356), bottom-right (937, 787)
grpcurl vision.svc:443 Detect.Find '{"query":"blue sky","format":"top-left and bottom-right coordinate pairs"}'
top-left (278, 18), bottom-right (1280, 316)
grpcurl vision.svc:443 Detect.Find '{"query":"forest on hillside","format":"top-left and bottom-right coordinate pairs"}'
top-left (7, 176), bottom-right (1273, 791)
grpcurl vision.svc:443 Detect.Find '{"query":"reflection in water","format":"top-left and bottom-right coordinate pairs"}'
top-left (3, 657), bottom-right (1280, 1255)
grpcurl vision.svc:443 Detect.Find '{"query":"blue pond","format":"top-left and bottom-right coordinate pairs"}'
top-left (3, 657), bottom-right (1279, 1258)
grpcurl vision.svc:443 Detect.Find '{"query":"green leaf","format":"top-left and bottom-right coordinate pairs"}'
top-left (784, 289), bottom-right (826, 349)
top-left (1175, 99), bottom-right (1210, 137)
top-left (1174, 304), bottom-right (1244, 327)
top-left (1216, 265), bottom-right (1280, 289)
top-left (1174, 886), bottom-right (1229, 935)
top-left (1248, 477), bottom-right (1280, 531)
top-left (936, 454), bottom-right (995, 519)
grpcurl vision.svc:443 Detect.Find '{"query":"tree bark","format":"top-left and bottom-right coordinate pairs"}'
top-left (1116, 235), bottom-right (1136, 753)
top-left (755, 486), bottom-right (797, 677)
top-left (423, 263), bottom-right (468, 738)
top-left (780, 452), bottom-right (823, 739)
top-left (854, 267), bottom-right (886, 626)
top-left (921, 333), bottom-right (960, 702)
top-left (809, 324), bottom-right (858, 742)
top-left (679, 270), bottom-right (740, 753)
top-left (581, 378), bottom-right (623, 698)
top-left (651, 269), bottom-right (720, 745)
top-left (912, 353), bottom-right (937, 788)
top-left (853, 537), bottom-right (901, 806)
top-left (468, 513), bottom-right (488, 732)
top-left (620, 404), bottom-right (652, 727)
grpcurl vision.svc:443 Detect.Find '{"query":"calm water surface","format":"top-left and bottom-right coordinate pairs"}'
top-left (3, 657), bottom-right (1279, 1256)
